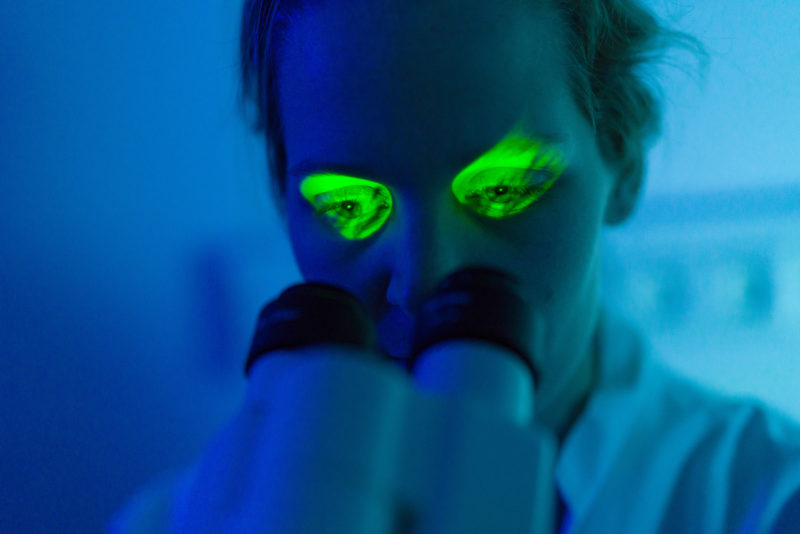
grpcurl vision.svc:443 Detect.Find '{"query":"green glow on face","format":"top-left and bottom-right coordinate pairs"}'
top-left (299, 174), bottom-right (393, 240)
top-left (297, 126), bottom-right (569, 240)
top-left (451, 126), bottom-right (568, 219)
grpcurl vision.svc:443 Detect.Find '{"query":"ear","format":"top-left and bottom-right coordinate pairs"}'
top-left (604, 156), bottom-right (645, 226)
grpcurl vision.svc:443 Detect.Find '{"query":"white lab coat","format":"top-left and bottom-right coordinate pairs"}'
top-left (555, 307), bottom-right (800, 533)
top-left (108, 307), bottom-right (800, 533)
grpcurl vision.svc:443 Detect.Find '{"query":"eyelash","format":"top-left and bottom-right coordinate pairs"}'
top-left (462, 170), bottom-right (557, 217)
top-left (314, 188), bottom-right (390, 219)
top-left (312, 187), bottom-right (392, 240)
top-left (313, 172), bottom-right (554, 238)
top-left (470, 183), bottom-right (538, 201)
top-left (315, 199), bottom-right (390, 221)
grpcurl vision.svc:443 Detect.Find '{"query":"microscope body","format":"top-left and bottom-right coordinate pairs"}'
top-left (248, 342), bottom-right (557, 534)
top-left (228, 269), bottom-right (558, 534)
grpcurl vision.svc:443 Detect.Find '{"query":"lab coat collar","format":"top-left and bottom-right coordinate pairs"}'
top-left (554, 306), bottom-right (662, 525)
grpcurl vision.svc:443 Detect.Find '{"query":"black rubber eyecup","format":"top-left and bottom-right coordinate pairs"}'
top-left (244, 282), bottom-right (377, 377)
top-left (408, 266), bottom-right (538, 387)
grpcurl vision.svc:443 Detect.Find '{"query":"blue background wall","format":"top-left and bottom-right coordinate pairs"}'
top-left (1, 1), bottom-right (798, 532)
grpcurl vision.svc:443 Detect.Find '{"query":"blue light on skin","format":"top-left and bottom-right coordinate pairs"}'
top-left (279, 0), bottom-right (644, 445)
top-left (299, 126), bottom-right (569, 239)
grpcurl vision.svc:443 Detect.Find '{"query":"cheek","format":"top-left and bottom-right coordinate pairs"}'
top-left (288, 212), bottom-right (339, 282)
top-left (287, 197), bottom-right (332, 281)
top-left (505, 181), bottom-right (605, 307)
top-left (286, 198), bottom-right (378, 290)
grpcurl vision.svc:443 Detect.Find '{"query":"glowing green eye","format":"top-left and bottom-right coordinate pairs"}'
top-left (458, 167), bottom-right (558, 218)
top-left (451, 126), bottom-right (568, 218)
top-left (300, 174), bottom-right (393, 240)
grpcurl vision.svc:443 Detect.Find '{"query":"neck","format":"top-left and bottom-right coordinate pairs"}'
top-left (537, 309), bottom-right (601, 446)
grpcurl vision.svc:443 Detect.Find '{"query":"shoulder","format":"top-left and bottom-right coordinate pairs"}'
top-left (655, 366), bottom-right (800, 533)
top-left (106, 466), bottom-right (196, 534)
top-left (656, 362), bottom-right (800, 461)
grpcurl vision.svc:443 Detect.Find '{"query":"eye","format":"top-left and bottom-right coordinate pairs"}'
top-left (312, 184), bottom-right (392, 240)
top-left (459, 167), bottom-right (559, 219)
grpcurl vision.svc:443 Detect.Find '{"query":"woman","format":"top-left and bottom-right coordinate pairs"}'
top-left (109, 0), bottom-right (800, 532)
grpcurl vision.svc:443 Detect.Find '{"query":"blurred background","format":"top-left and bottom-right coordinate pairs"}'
top-left (1, 1), bottom-right (798, 532)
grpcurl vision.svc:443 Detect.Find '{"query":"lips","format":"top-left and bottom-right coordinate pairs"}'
top-left (376, 305), bottom-right (415, 360)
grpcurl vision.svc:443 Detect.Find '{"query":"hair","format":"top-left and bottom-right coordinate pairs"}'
top-left (238, 0), bottom-right (709, 215)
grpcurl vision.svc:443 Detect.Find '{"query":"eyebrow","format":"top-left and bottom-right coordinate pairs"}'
top-left (287, 133), bottom-right (568, 183)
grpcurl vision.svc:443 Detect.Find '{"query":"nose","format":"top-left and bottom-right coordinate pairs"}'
top-left (384, 195), bottom-right (477, 317)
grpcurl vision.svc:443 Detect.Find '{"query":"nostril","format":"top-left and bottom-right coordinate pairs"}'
top-left (386, 276), bottom-right (423, 317)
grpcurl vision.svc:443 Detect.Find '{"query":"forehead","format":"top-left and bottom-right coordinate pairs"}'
top-left (278, 0), bottom-right (571, 187)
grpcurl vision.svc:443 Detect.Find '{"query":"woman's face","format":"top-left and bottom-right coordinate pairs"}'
top-left (277, 0), bottom-right (634, 427)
